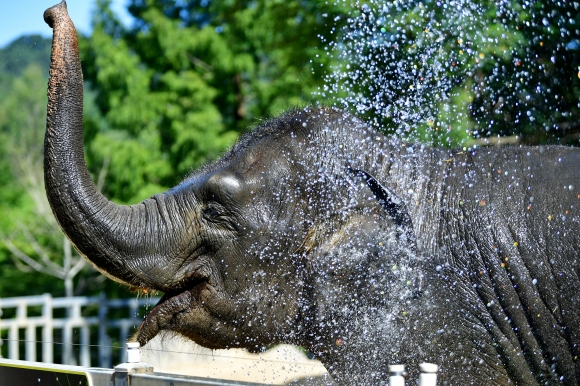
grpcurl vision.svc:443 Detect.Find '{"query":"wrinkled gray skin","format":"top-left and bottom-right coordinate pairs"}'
top-left (44, 2), bottom-right (580, 385)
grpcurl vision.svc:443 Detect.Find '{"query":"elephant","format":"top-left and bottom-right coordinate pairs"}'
top-left (43, 2), bottom-right (580, 384)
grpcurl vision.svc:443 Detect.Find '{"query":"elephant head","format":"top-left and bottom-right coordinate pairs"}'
top-left (44, 0), bottom-right (418, 361)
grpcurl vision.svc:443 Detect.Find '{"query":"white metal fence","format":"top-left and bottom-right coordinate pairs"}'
top-left (0, 293), bottom-right (159, 368)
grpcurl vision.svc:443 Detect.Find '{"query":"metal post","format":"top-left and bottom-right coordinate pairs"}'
top-left (126, 342), bottom-right (141, 363)
top-left (388, 364), bottom-right (405, 386)
top-left (42, 294), bottom-right (53, 363)
top-left (80, 325), bottom-right (90, 367)
top-left (418, 363), bottom-right (438, 386)
top-left (11, 299), bottom-right (29, 360)
top-left (113, 342), bottom-right (153, 386)
top-left (118, 322), bottom-right (128, 365)
top-left (63, 317), bottom-right (73, 365)
top-left (98, 292), bottom-right (111, 368)
top-left (25, 318), bottom-right (35, 362)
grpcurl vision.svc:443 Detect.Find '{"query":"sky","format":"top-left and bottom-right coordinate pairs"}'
top-left (0, 0), bottom-right (133, 48)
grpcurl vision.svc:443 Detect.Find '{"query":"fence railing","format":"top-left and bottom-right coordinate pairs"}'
top-left (0, 293), bottom-right (159, 368)
top-left (0, 294), bottom-right (439, 386)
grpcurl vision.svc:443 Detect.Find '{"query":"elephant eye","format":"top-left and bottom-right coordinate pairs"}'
top-left (201, 201), bottom-right (237, 232)
top-left (202, 201), bottom-right (226, 223)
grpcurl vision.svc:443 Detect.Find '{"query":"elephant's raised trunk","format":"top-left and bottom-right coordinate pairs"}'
top-left (43, 1), bottom-right (196, 292)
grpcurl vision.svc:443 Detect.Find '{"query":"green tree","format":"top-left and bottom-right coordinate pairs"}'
top-left (329, 0), bottom-right (580, 146)
top-left (0, 61), bottom-right (128, 299)
top-left (80, 0), bottom-right (349, 204)
top-left (0, 65), bottom-right (88, 297)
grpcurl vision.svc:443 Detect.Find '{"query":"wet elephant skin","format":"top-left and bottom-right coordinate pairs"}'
top-left (43, 1), bottom-right (580, 384)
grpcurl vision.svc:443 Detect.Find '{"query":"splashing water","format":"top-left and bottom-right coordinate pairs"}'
top-left (322, 0), bottom-right (580, 146)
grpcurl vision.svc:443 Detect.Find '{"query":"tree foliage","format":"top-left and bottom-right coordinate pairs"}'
top-left (330, 0), bottom-right (580, 146)
top-left (0, 41), bottom-right (126, 298)
top-left (80, 0), bottom-right (350, 204)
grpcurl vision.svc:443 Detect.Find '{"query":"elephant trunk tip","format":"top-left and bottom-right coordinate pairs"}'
top-left (43, 0), bottom-right (68, 29)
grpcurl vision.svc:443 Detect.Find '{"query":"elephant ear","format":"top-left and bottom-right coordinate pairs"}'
top-left (302, 168), bottom-right (421, 307)
top-left (347, 168), bottom-right (416, 251)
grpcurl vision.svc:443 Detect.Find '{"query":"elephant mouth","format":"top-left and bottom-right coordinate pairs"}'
top-left (134, 277), bottom-right (214, 346)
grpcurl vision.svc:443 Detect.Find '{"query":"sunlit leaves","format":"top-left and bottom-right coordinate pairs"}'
top-left (80, 0), bottom-right (351, 204)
